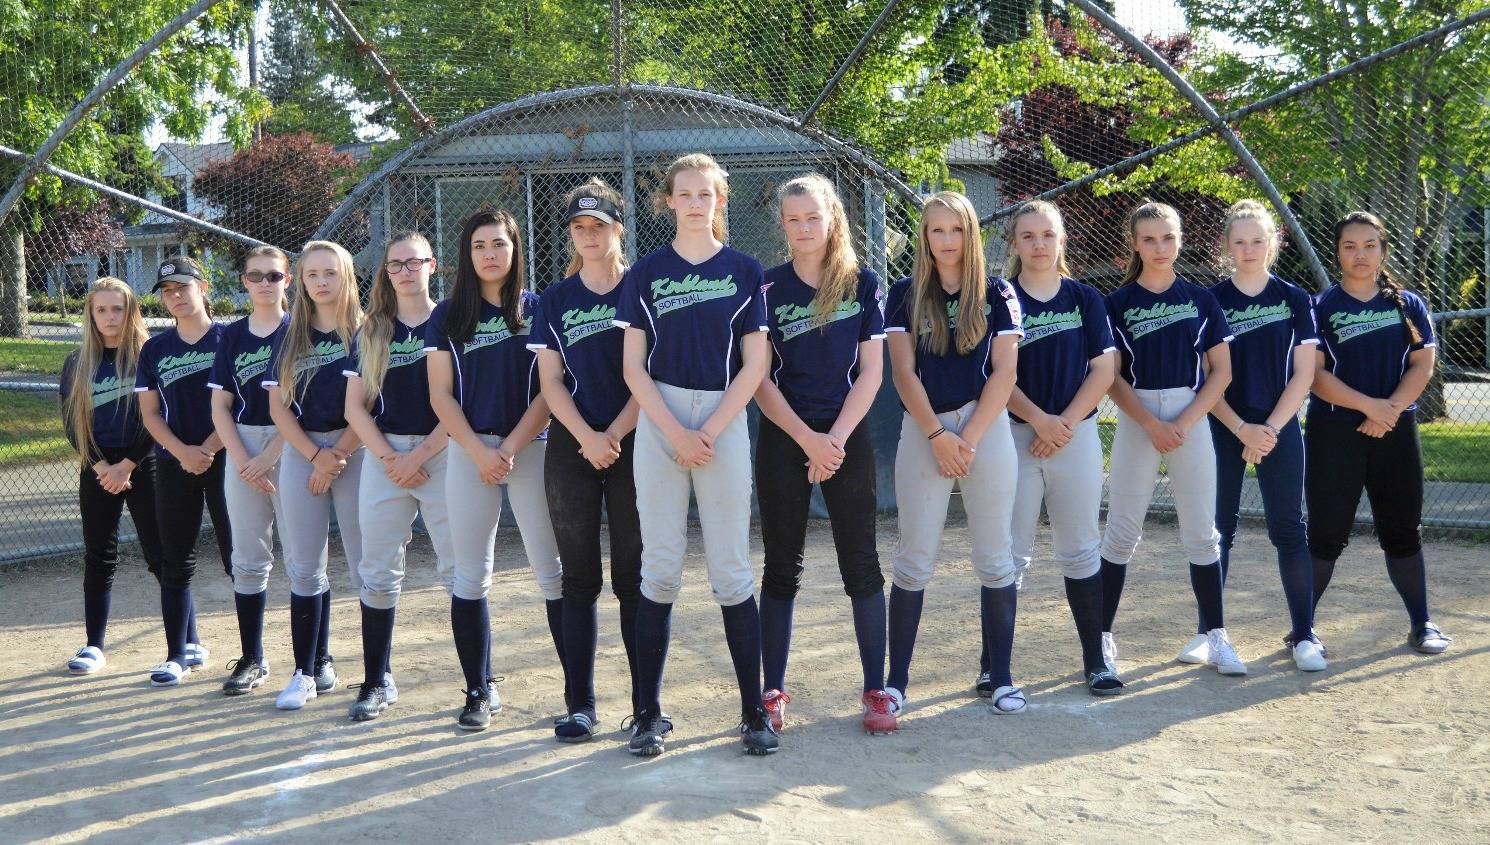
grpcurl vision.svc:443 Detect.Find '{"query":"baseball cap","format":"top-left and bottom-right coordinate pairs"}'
top-left (153, 256), bottom-right (208, 291)
top-left (567, 194), bottom-right (621, 226)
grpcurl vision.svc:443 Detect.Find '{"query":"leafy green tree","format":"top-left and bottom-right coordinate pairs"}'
top-left (259, 0), bottom-right (358, 143)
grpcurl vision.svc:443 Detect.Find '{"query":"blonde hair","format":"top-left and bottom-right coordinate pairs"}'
top-left (1220, 199), bottom-right (1280, 273)
top-left (277, 240), bottom-right (363, 406)
top-left (563, 178), bottom-right (627, 277)
top-left (65, 277), bottom-right (148, 463)
top-left (911, 191), bottom-right (988, 356)
top-left (653, 153), bottom-right (729, 242)
top-left (243, 244), bottom-right (290, 311)
top-left (359, 232), bottom-right (431, 400)
top-left (777, 173), bottom-right (861, 327)
top-left (1004, 200), bottom-right (1073, 279)
top-left (1121, 200), bottom-right (1183, 285)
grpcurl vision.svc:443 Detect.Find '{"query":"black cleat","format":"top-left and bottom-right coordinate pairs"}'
top-left (313, 654), bottom-right (337, 693)
top-left (627, 712), bottom-right (667, 757)
top-left (222, 657), bottom-right (268, 696)
top-left (740, 706), bottom-right (780, 756)
top-left (458, 687), bottom-right (492, 731)
top-left (349, 682), bottom-right (389, 722)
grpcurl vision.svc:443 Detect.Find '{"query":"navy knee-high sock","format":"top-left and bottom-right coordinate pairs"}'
top-left (721, 597), bottom-right (763, 715)
top-left (759, 592), bottom-right (794, 693)
top-left (1202, 543), bottom-right (1238, 635)
top-left (1278, 547), bottom-right (1315, 643)
top-left (186, 602), bottom-right (199, 646)
top-left (886, 585), bottom-right (925, 695)
top-left (562, 598), bottom-right (598, 717)
top-left (317, 589), bottom-right (333, 662)
top-left (1190, 562), bottom-right (1225, 632)
top-left (361, 602), bottom-right (395, 688)
top-left (1384, 552), bottom-right (1430, 629)
top-left (545, 597), bottom-right (569, 708)
top-left (1064, 573), bottom-right (1106, 673)
top-left (981, 585), bottom-right (1018, 689)
top-left (634, 595), bottom-right (673, 718)
top-left (618, 596), bottom-right (640, 715)
top-left (234, 591), bottom-right (267, 663)
top-left (84, 589), bottom-right (111, 650)
top-left (979, 626), bottom-right (990, 675)
top-left (289, 592), bottom-right (321, 675)
top-left (160, 585), bottom-right (191, 665)
top-left (1100, 559), bottom-right (1127, 633)
top-left (450, 596), bottom-right (491, 693)
top-left (1311, 556), bottom-right (1336, 611)
top-left (850, 591), bottom-right (886, 692)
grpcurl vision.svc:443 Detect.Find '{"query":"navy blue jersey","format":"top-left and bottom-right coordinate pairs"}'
top-left (344, 317), bottom-right (440, 436)
top-left (207, 314), bottom-right (287, 426)
top-left (884, 276), bottom-right (1025, 413)
top-left (1011, 277), bottom-right (1115, 422)
top-left (134, 323), bottom-right (224, 457)
top-left (1209, 275), bottom-right (1318, 419)
top-left (614, 245), bottom-right (768, 391)
top-left (262, 326), bottom-right (355, 433)
top-left (528, 274), bottom-right (631, 430)
top-left (1106, 277), bottom-right (1232, 390)
top-left (425, 291), bottom-right (541, 437)
top-left (762, 264), bottom-right (886, 421)
top-left (61, 347), bottom-right (149, 458)
top-left (1309, 285), bottom-right (1436, 424)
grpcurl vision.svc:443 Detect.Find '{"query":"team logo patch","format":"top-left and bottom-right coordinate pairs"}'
top-left (578, 197), bottom-right (599, 210)
top-left (160, 263), bottom-right (176, 277)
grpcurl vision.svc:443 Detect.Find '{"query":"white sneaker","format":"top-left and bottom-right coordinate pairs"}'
top-left (68, 646), bottom-right (105, 675)
top-left (276, 670), bottom-right (318, 710)
top-left (149, 660), bottom-right (190, 687)
top-left (1293, 639), bottom-right (1327, 672)
top-left (885, 686), bottom-right (906, 717)
top-left (1177, 633), bottom-right (1210, 664)
top-left (1205, 628), bottom-right (1248, 676)
top-left (383, 673), bottom-right (399, 704)
top-left (1101, 632), bottom-right (1118, 674)
top-left (184, 642), bottom-right (209, 668)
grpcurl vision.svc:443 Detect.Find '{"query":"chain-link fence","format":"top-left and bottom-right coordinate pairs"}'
top-left (2, 0), bottom-right (1487, 561)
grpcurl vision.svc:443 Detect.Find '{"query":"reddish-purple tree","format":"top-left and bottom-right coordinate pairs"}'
top-left (26, 201), bottom-right (127, 294)
top-left (991, 22), bottom-right (1231, 291)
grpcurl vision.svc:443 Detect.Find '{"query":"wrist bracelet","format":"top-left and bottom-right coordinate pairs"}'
top-left (311, 447), bottom-right (322, 462)
top-left (928, 427), bottom-right (946, 440)
top-left (1231, 421), bottom-right (1244, 435)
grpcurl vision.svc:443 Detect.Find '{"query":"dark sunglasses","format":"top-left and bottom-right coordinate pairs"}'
top-left (385, 257), bottom-right (435, 273)
top-left (243, 271), bottom-right (287, 284)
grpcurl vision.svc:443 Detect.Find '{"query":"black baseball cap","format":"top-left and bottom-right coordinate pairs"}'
top-left (567, 194), bottom-right (620, 225)
top-left (153, 256), bottom-right (207, 291)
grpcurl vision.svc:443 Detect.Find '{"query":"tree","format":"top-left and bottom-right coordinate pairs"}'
top-left (258, 0), bottom-right (358, 143)
top-left (189, 132), bottom-right (357, 257)
top-left (0, 0), bottom-right (265, 335)
top-left (989, 19), bottom-right (1237, 285)
top-left (25, 201), bottom-right (127, 294)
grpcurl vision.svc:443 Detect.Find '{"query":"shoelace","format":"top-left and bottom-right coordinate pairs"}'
top-left (864, 692), bottom-right (893, 716)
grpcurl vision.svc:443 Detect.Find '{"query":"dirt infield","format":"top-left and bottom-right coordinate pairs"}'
top-left (1, 519), bottom-right (1486, 843)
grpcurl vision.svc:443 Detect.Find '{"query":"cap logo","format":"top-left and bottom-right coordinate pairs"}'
top-left (160, 263), bottom-right (175, 277)
top-left (578, 197), bottom-right (600, 210)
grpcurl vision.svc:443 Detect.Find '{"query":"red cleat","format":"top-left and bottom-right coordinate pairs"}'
top-left (862, 689), bottom-right (899, 735)
top-left (762, 688), bottom-right (791, 731)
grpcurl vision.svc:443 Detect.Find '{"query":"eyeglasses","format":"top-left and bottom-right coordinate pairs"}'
top-left (243, 271), bottom-right (286, 284)
top-left (385, 257), bottom-right (435, 273)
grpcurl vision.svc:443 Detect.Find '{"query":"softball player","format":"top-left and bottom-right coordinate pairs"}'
top-left (208, 246), bottom-right (289, 695)
top-left (1205, 200), bottom-right (1325, 672)
top-left (530, 180), bottom-right (642, 743)
top-left (616, 153), bottom-right (775, 757)
top-left (1001, 201), bottom-right (1121, 696)
top-left (1100, 202), bottom-right (1241, 676)
top-left (1306, 211), bottom-right (1450, 655)
top-left (343, 231), bottom-right (452, 722)
top-left (264, 240), bottom-right (365, 710)
top-left (426, 209), bottom-right (564, 732)
top-left (754, 173), bottom-right (895, 734)
top-left (884, 191), bottom-right (1025, 716)
top-left (134, 256), bottom-right (232, 686)
top-left (61, 278), bottom-right (163, 675)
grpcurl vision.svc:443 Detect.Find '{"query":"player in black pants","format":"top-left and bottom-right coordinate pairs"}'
top-left (61, 277), bottom-right (165, 675)
top-left (1305, 211), bottom-right (1451, 656)
top-left (134, 257), bottom-right (232, 687)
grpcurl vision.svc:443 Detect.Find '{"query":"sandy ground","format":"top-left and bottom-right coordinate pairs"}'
top-left (1, 518), bottom-right (1487, 844)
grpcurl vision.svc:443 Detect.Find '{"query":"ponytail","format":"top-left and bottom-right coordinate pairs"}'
top-left (1120, 200), bottom-right (1182, 285)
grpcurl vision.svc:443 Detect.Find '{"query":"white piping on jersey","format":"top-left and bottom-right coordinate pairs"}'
top-left (546, 322), bottom-right (581, 406)
top-left (722, 293), bottom-right (754, 391)
top-left (845, 339), bottom-right (860, 395)
top-left (639, 291), bottom-right (661, 377)
top-left (1191, 317), bottom-right (1208, 391)
top-left (1116, 329), bottom-right (1138, 386)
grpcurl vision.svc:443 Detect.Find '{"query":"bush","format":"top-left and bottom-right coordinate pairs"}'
top-left (26, 293), bottom-right (86, 316)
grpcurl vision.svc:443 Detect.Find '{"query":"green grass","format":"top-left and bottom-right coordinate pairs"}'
top-left (0, 338), bottom-right (72, 376)
top-left (1420, 421), bottom-right (1490, 484)
top-left (0, 390), bottom-right (74, 466)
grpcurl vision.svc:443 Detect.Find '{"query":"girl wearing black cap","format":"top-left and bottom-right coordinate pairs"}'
top-left (530, 179), bottom-right (641, 742)
top-left (134, 256), bottom-right (233, 687)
